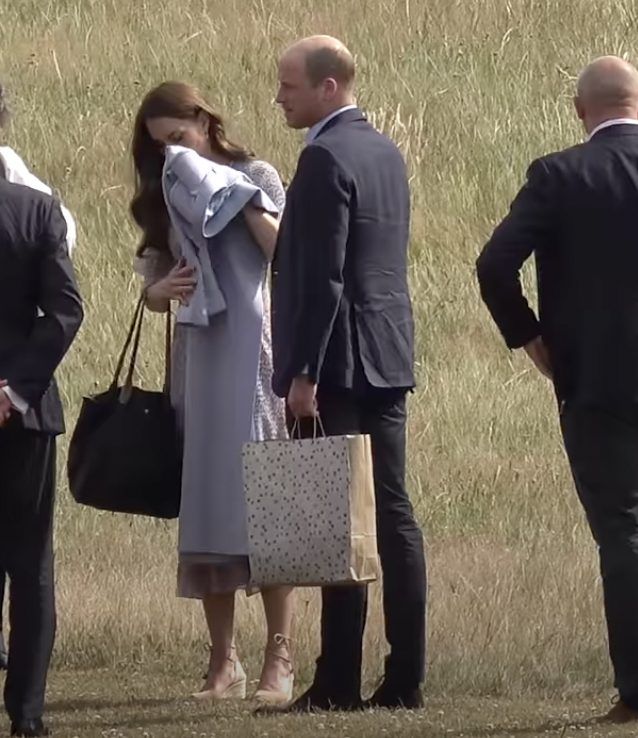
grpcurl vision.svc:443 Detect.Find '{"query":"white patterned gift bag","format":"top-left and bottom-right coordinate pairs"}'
top-left (242, 434), bottom-right (379, 587)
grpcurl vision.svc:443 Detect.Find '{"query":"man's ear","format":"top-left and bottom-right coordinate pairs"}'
top-left (574, 95), bottom-right (585, 121)
top-left (322, 78), bottom-right (338, 100)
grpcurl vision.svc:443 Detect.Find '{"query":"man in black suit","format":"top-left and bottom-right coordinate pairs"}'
top-left (477, 56), bottom-right (638, 724)
top-left (272, 35), bottom-right (427, 712)
top-left (0, 174), bottom-right (83, 736)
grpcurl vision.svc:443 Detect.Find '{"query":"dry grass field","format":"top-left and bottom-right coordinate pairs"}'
top-left (1, 0), bottom-right (637, 734)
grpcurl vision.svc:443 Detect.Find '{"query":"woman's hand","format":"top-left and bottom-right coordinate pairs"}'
top-left (243, 205), bottom-right (279, 262)
top-left (146, 260), bottom-right (197, 310)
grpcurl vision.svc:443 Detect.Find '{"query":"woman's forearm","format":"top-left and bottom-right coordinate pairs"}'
top-left (244, 206), bottom-right (279, 262)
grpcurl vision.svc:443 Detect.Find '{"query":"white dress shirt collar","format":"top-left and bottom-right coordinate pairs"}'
top-left (305, 105), bottom-right (358, 144)
top-left (588, 117), bottom-right (638, 141)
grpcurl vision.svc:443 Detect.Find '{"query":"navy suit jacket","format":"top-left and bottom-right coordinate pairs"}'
top-left (272, 107), bottom-right (415, 397)
top-left (0, 179), bottom-right (83, 434)
top-left (477, 124), bottom-right (638, 408)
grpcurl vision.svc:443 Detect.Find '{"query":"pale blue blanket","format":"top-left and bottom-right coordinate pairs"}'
top-left (162, 145), bottom-right (278, 327)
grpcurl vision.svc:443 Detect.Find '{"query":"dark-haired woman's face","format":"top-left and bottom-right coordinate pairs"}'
top-left (146, 113), bottom-right (212, 157)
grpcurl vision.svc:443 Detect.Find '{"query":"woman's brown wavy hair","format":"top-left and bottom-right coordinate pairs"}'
top-left (131, 81), bottom-right (252, 256)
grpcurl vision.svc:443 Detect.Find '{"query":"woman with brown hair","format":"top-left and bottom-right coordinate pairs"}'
top-left (131, 82), bottom-right (294, 705)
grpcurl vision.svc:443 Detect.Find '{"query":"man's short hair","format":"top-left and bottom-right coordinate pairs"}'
top-left (305, 47), bottom-right (355, 89)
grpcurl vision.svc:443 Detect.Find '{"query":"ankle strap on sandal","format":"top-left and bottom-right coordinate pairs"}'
top-left (269, 633), bottom-right (293, 665)
top-left (273, 634), bottom-right (291, 647)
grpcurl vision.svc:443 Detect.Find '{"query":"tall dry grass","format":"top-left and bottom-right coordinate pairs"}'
top-left (0, 0), bottom-right (626, 698)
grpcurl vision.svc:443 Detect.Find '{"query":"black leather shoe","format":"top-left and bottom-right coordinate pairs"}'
top-left (0, 631), bottom-right (7, 671)
top-left (257, 686), bottom-right (362, 714)
top-left (10, 718), bottom-right (50, 737)
top-left (364, 682), bottom-right (424, 710)
top-left (598, 699), bottom-right (638, 724)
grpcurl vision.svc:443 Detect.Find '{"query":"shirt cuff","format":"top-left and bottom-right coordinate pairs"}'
top-left (3, 386), bottom-right (29, 414)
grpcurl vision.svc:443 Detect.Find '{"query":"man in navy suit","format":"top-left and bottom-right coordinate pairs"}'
top-left (272, 35), bottom-right (427, 712)
top-left (478, 56), bottom-right (638, 724)
top-left (0, 169), bottom-right (83, 735)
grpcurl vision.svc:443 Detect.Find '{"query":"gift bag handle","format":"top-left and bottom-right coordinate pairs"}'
top-left (290, 414), bottom-right (326, 440)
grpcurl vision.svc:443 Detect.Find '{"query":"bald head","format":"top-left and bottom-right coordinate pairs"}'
top-left (575, 56), bottom-right (638, 132)
top-left (277, 35), bottom-right (356, 129)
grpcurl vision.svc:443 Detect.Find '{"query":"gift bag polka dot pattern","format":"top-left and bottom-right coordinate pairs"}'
top-left (242, 436), bottom-right (353, 586)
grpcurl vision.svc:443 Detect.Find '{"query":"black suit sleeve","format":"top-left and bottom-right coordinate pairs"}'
top-left (5, 199), bottom-right (83, 405)
top-left (476, 158), bottom-right (555, 349)
top-left (287, 144), bottom-right (351, 382)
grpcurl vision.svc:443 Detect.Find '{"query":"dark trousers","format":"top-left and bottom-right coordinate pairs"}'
top-left (0, 422), bottom-right (56, 723)
top-left (294, 387), bottom-right (427, 701)
top-left (561, 403), bottom-right (638, 707)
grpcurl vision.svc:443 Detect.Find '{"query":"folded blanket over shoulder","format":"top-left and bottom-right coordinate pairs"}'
top-left (162, 145), bottom-right (279, 327)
